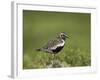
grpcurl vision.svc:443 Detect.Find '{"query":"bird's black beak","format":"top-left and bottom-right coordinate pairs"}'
top-left (65, 35), bottom-right (69, 38)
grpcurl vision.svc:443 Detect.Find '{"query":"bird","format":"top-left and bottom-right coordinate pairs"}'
top-left (36, 32), bottom-right (69, 55)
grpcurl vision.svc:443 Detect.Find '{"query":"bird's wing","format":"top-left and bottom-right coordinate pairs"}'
top-left (43, 39), bottom-right (64, 50)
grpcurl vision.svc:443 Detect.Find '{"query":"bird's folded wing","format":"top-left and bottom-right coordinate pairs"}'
top-left (43, 39), bottom-right (64, 50)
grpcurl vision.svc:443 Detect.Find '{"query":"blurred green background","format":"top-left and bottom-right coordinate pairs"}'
top-left (23, 10), bottom-right (91, 69)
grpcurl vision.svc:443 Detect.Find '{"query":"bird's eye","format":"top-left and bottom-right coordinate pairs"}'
top-left (61, 35), bottom-right (64, 37)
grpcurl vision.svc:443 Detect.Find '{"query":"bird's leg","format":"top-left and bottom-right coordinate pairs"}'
top-left (50, 54), bottom-right (54, 65)
top-left (53, 54), bottom-right (56, 60)
top-left (53, 54), bottom-right (56, 65)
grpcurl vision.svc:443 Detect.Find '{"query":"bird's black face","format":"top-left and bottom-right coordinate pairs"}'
top-left (57, 32), bottom-right (69, 40)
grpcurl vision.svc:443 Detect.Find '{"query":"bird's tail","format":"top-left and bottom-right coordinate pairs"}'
top-left (36, 48), bottom-right (41, 51)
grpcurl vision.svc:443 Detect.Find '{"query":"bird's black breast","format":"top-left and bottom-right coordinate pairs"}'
top-left (52, 46), bottom-right (64, 53)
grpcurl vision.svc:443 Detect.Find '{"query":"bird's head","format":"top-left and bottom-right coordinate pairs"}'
top-left (57, 32), bottom-right (69, 40)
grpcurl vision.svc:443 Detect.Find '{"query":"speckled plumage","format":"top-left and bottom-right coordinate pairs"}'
top-left (36, 32), bottom-right (69, 54)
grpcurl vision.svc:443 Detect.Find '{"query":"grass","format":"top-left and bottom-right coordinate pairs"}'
top-left (23, 45), bottom-right (91, 69)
